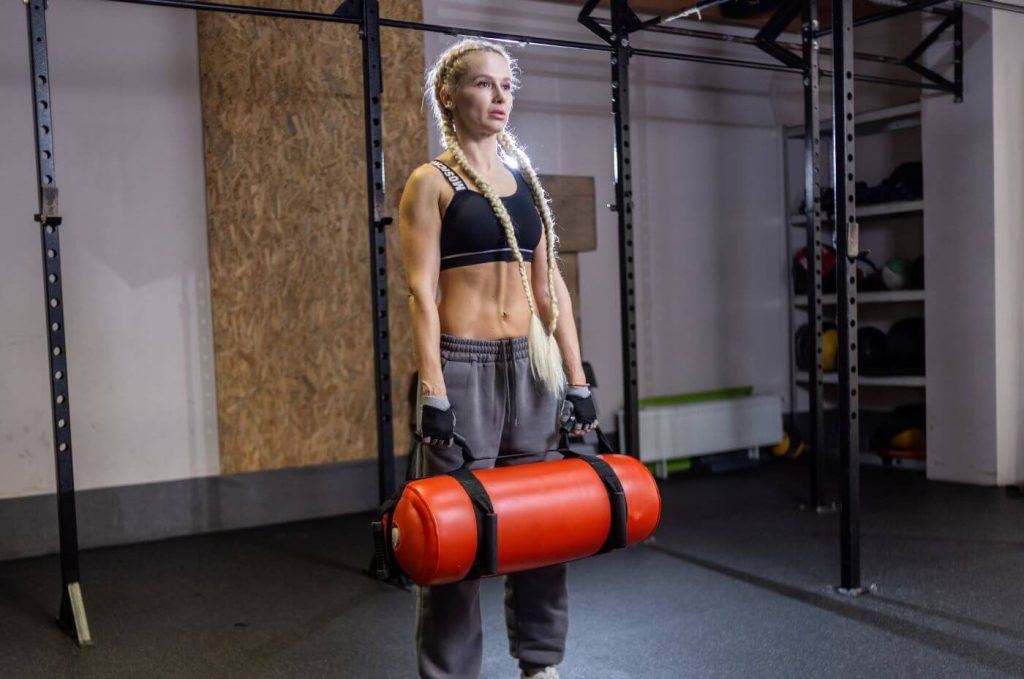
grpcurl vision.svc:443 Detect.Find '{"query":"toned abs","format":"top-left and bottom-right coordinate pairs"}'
top-left (437, 260), bottom-right (534, 339)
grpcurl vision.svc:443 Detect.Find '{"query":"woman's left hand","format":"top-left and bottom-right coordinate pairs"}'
top-left (560, 385), bottom-right (598, 436)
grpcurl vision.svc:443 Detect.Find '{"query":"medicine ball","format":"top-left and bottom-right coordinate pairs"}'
top-left (858, 326), bottom-right (889, 376)
top-left (891, 428), bottom-right (926, 452)
top-left (857, 255), bottom-right (885, 291)
top-left (882, 257), bottom-right (911, 290)
top-left (886, 317), bottom-right (925, 375)
top-left (910, 256), bottom-right (925, 290)
top-left (769, 427), bottom-right (805, 459)
top-left (887, 162), bottom-right (924, 200)
top-left (870, 403), bottom-right (926, 455)
top-left (793, 246), bottom-right (837, 295)
top-left (822, 328), bottom-right (838, 372)
top-left (795, 321), bottom-right (837, 372)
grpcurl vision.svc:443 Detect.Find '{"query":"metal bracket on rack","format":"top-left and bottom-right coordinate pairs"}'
top-left (903, 11), bottom-right (959, 98)
top-left (35, 186), bottom-right (62, 226)
top-left (755, 0), bottom-right (805, 69)
top-left (579, 0), bottom-right (643, 43)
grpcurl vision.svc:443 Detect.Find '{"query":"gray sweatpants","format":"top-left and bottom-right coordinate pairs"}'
top-left (414, 334), bottom-right (568, 679)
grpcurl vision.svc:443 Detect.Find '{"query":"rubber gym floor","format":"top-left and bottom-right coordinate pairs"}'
top-left (2, 463), bottom-right (1022, 679)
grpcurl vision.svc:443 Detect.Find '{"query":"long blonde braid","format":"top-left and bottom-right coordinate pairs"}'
top-left (426, 39), bottom-right (565, 394)
top-left (498, 129), bottom-right (561, 337)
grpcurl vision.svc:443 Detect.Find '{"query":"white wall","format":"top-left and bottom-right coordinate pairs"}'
top-left (922, 9), bottom-right (996, 484)
top-left (0, 0), bottom-right (218, 499)
top-left (923, 7), bottom-right (1024, 485)
top-left (422, 0), bottom-right (807, 418)
top-left (993, 13), bottom-right (1024, 485)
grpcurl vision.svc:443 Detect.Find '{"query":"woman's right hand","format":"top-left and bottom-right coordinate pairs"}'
top-left (419, 395), bottom-right (456, 448)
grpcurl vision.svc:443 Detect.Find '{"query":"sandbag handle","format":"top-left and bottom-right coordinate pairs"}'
top-left (413, 431), bottom-right (476, 470)
top-left (557, 430), bottom-right (628, 553)
top-left (554, 425), bottom-right (618, 459)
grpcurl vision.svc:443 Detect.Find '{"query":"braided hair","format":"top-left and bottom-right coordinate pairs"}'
top-left (425, 39), bottom-right (566, 395)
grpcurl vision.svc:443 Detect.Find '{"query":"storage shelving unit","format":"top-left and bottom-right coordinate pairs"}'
top-left (783, 101), bottom-right (926, 473)
top-left (789, 199), bottom-right (923, 225)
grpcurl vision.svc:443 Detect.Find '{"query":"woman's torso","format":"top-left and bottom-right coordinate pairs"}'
top-left (432, 154), bottom-right (541, 340)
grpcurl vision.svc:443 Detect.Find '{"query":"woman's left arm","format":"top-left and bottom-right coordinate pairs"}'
top-left (531, 231), bottom-right (587, 386)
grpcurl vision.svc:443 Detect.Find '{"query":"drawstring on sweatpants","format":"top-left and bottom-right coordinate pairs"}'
top-left (502, 339), bottom-right (518, 427)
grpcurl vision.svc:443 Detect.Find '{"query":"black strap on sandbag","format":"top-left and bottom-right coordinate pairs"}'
top-left (558, 428), bottom-right (628, 553)
top-left (447, 434), bottom-right (499, 578)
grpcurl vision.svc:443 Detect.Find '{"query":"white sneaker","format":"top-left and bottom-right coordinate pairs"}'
top-left (521, 668), bottom-right (560, 679)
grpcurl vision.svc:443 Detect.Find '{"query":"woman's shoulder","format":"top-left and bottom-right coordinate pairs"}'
top-left (405, 161), bottom-right (448, 194)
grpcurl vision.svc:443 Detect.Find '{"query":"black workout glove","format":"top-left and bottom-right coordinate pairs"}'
top-left (419, 395), bottom-right (455, 448)
top-left (560, 385), bottom-right (598, 435)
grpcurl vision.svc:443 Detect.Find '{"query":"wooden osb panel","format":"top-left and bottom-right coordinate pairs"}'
top-left (198, 1), bottom-right (425, 474)
top-left (541, 174), bottom-right (597, 253)
top-left (558, 252), bottom-right (583, 356)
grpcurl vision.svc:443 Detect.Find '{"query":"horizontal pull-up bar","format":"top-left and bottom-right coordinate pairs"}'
top-left (597, 16), bottom-right (907, 66)
top-left (816, 0), bottom-right (951, 37)
top-left (103, 0), bottom-right (954, 92)
top-left (957, 0), bottom-right (1024, 13)
top-left (104, 0), bottom-right (613, 51)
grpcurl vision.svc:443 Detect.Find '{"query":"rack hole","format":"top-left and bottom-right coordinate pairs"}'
top-left (53, 346), bottom-right (61, 356)
top-left (49, 298), bottom-right (59, 308)
top-left (55, 370), bottom-right (63, 380)
top-left (57, 419), bottom-right (66, 428)
top-left (58, 443), bottom-right (67, 452)
top-left (56, 395), bottom-right (64, 404)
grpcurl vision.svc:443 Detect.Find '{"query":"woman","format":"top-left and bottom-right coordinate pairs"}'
top-left (397, 38), bottom-right (599, 679)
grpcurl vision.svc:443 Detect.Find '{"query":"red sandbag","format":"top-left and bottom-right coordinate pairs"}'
top-left (387, 454), bottom-right (661, 586)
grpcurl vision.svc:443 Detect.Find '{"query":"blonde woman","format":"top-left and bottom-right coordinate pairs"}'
top-left (398, 39), bottom-right (598, 679)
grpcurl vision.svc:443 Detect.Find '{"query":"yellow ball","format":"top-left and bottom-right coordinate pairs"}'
top-left (822, 328), bottom-right (838, 372)
top-left (890, 428), bottom-right (926, 452)
top-left (770, 433), bottom-right (791, 457)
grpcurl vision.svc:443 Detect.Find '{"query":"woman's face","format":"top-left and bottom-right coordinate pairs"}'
top-left (448, 51), bottom-right (514, 137)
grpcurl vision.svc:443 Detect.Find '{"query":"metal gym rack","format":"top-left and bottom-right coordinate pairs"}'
top-left (21, 0), bottom-right (1019, 645)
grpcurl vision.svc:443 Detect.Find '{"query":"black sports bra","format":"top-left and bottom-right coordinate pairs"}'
top-left (431, 160), bottom-right (544, 271)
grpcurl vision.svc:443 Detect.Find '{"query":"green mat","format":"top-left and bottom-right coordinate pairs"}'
top-left (645, 458), bottom-right (692, 475)
top-left (638, 386), bottom-right (754, 409)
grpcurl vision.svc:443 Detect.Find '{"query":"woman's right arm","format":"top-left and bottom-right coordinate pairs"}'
top-left (399, 165), bottom-right (446, 397)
